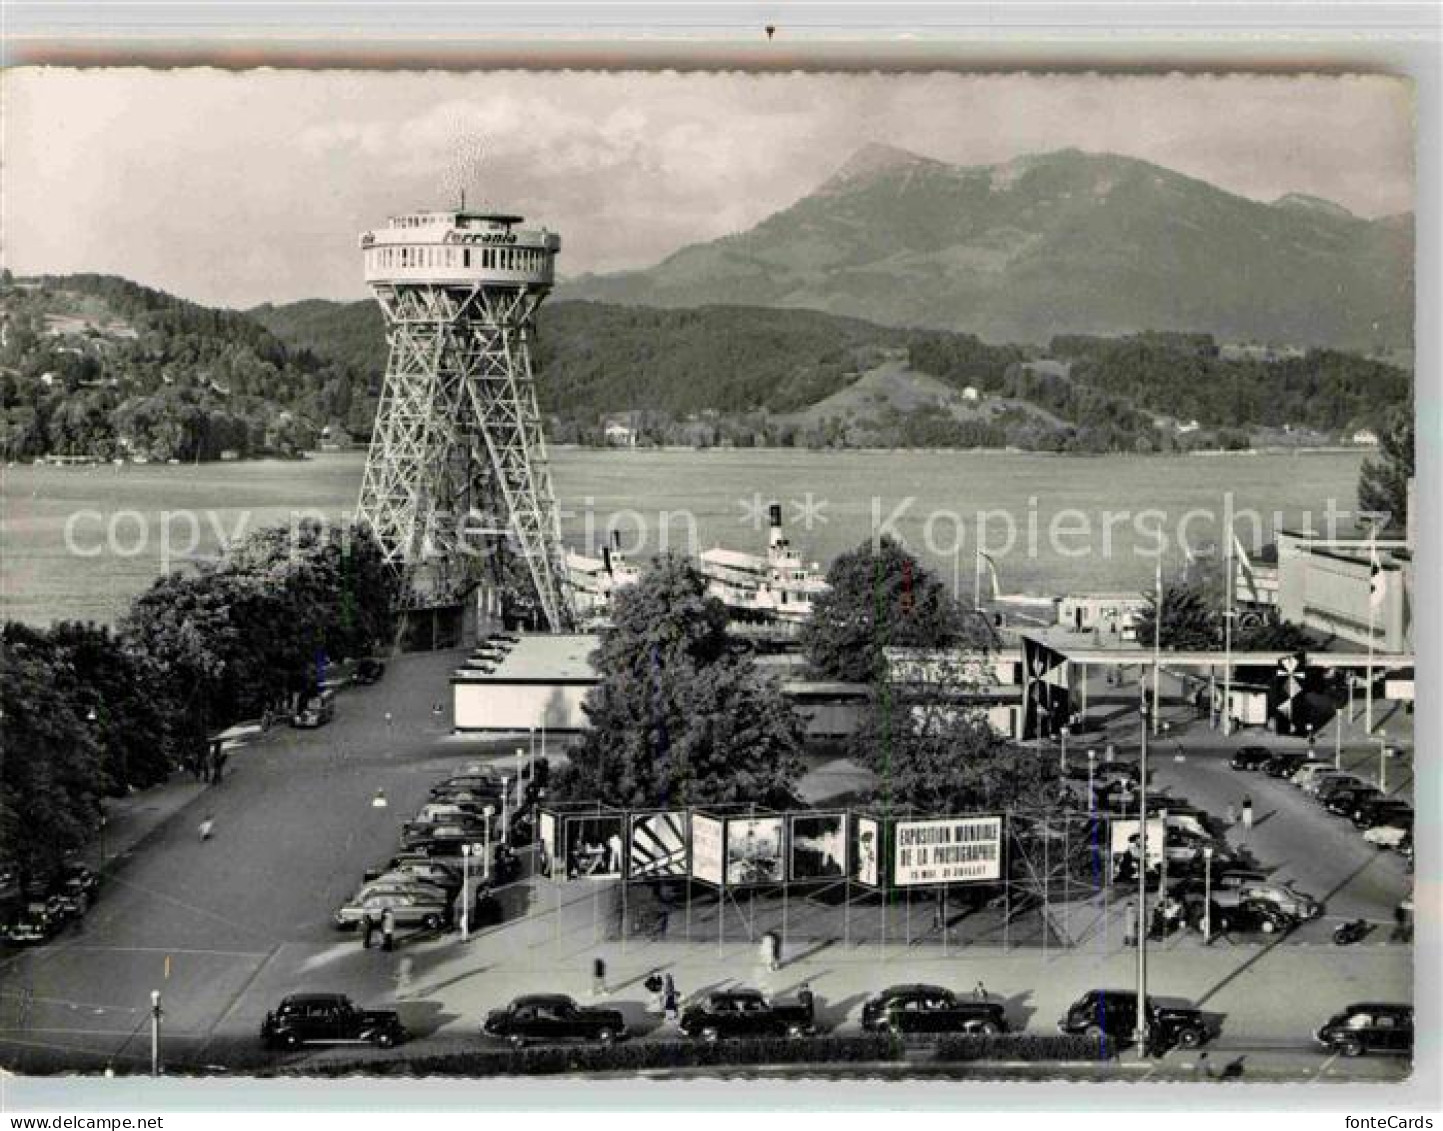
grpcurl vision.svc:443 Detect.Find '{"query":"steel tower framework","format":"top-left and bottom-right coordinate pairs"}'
top-left (356, 211), bottom-right (573, 631)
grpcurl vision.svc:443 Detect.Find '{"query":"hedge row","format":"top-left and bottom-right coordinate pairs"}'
top-left (294, 1032), bottom-right (1106, 1077)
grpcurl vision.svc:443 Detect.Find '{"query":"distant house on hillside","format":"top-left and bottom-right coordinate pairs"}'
top-left (1176, 419), bottom-right (1201, 435)
top-left (603, 415), bottom-right (638, 448)
top-left (319, 423), bottom-right (353, 451)
top-left (961, 386), bottom-right (980, 403)
top-left (1351, 427), bottom-right (1379, 446)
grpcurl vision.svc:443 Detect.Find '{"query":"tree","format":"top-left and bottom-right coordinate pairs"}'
top-left (802, 536), bottom-right (984, 683)
top-left (853, 652), bottom-right (1062, 815)
top-left (564, 555), bottom-right (803, 809)
top-left (1132, 582), bottom-right (1220, 651)
top-left (1235, 616), bottom-right (1313, 653)
top-left (1357, 406), bottom-right (1415, 533)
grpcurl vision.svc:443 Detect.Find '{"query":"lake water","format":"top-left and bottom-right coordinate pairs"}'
top-left (1, 448), bottom-right (1367, 626)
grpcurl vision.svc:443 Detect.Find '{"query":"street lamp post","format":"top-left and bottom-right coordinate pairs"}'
top-left (1159, 808), bottom-right (1169, 898)
top-left (500, 777), bottom-right (510, 844)
top-left (1059, 725), bottom-right (1070, 774)
top-left (1378, 731), bottom-right (1389, 793)
top-left (482, 805), bottom-right (495, 880)
top-left (1202, 845), bottom-right (1214, 944)
top-left (460, 843), bottom-right (473, 941)
top-left (1087, 749), bottom-right (1097, 808)
top-left (1134, 678), bottom-right (1150, 1061)
top-left (150, 990), bottom-right (162, 1077)
top-left (1335, 713), bottom-right (1343, 771)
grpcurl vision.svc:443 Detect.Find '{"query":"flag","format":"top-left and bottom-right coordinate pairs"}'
top-left (978, 550), bottom-right (1002, 601)
top-left (1021, 634), bottom-right (1070, 740)
top-left (1233, 533), bottom-right (1259, 602)
top-left (1270, 652), bottom-right (1309, 735)
top-left (1369, 537), bottom-right (1388, 608)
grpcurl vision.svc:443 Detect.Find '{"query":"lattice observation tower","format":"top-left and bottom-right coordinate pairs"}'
top-left (356, 209), bottom-right (574, 631)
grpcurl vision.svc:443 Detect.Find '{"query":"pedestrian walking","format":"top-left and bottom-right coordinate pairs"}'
top-left (1241, 796), bottom-right (1254, 834)
top-left (662, 973), bottom-right (679, 1023)
top-left (760, 930), bottom-right (780, 972)
top-left (973, 981), bottom-right (988, 1002)
top-left (1224, 803), bottom-right (1237, 827)
top-left (360, 913), bottom-right (375, 950)
top-left (197, 814), bottom-right (215, 841)
top-left (644, 972), bottom-right (665, 1015)
top-left (381, 906), bottom-right (396, 952)
top-left (797, 982), bottom-right (815, 1024)
top-left (1123, 900), bottom-right (1138, 947)
top-left (591, 955), bottom-right (607, 996)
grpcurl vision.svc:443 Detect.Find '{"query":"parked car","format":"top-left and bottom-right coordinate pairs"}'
top-left (353, 658), bottom-right (386, 685)
top-left (367, 857), bottom-right (462, 891)
top-left (481, 994), bottom-right (627, 1048)
top-left (1230, 746), bottom-right (1274, 771)
top-left (1290, 762), bottom-right (1342, 789)
top-left (334, 890), bottom-right (449, 931)
top-left (1324, 785), bottom-right (1382, 817)
top-left (1352, 799), bottom-right (1414, 830)
top-left (1315, 1003), bottom-right (1413, 1057)
top-left (1299, 768), bottom-right (1354, 796)
top-left (860, 985), bottom-right (1007, 1036)
top-left (1213, 898), bottom-right (1295, 935)
top-left (414, 802), bottom-right (494, 826)
top-left (1057, 990), bottom-right (1209, 1052)
top-left (2, 902), bottom-right (60, 945)
top-left (678, 988), bottom-right (816, 1042)
top-left (1232, 882), bottom-right (1321, 920)
top-left (260, 993), bottom-right (406, 1050)
top-left (431, 772), bottom-right (500, 795)
top-left (1363, 821), bottom-right (1412, 850)
top-left (1264, 752), bottom-right (1313, 779)
top-left (354, 875), bottom-right (450, 903)
top-left (1314, 775), bottom-right (1368, 803)
top-left (399, 822), bottom-right (488, 850)
top-left (292, 690), bottom-right (336, 729)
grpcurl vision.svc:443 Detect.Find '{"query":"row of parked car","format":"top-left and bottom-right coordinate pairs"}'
top-left (1230, 746), bottom-right (1413, 859)
top-left (459, 632), bottom-right (520, 675)
top-left (333, 765), bottom-right (530, 932)
top-left (1, 861), bottom-right (100, 946)
top-left (258, 983), bottom-right (1413, 1061)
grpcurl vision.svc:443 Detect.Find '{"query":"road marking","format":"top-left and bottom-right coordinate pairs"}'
top-left (200, 943), bottom-right (285, 1055)
top-left (50, 945), bottom-right (270, 959)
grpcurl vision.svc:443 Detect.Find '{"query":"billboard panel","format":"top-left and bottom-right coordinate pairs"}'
top-left (724, 816), bottom-right (785, 885)
top-left (562, 813), bottom-right (624, 880)
top-left (789, 813), bottom-right (847, 880)
top-left (853, 816), bottom-right (881, 887)
top-left (629, 811), bottom-right (689, 880)
top-left (1109, 818), bottom-right (1165, 884)
top-left (691, 814), bottom-right (724, 885)
top-left (892, 816), bottom-right (1002, 886)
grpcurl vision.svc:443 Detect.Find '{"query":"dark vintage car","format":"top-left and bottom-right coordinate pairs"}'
top-left (1315, 1003), bottom-right (1413, 1057)
top-left (1058, 990), bottom-right (1209, 1053)
top-left (860, 985), bottom-right (1007, 1036)
top-left (1263, 752), bottom-right (1312, 778)
top-left (481, 994), bottom-right (627, 1048)
top-left (2, 902), bottom-right (61, 945)
top-left (353, 658), bottom-right (386, 685)
top-left (1352, 798), bottom-right (1414, 830)
top-left (260, 993), bottom-right (407, 1050)
top-left (1314, 775), bottom-right (1368, 804)
top-left (1323, 785), bottom-right (1382, 817)
top-left (1212, 898), bottom-right (1295, 935)
top-left (1229, 746), bottom-right (1274, 771)
top-left (678, 988), bottom-right (816, 1042)
top-left (430, 773), bottom-right (502, 798)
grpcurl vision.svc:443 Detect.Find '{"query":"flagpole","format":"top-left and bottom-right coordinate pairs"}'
top-left (1223, 524), bottom-right (1234, 737)
top-left (1152, 559), bottom-right (1162, 737)
top-left (974, 547), bottom-right (983, 611)
top-left (1135, 678), bottom-right (1150, 1060)
top-left (1366, 526), bottom-right (1380, 733)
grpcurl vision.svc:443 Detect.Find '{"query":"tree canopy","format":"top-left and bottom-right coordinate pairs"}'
top-left (1357, 405), bottom-right (1415, 533)
top-left (1131, 581), bottom-right (1221, 651)
top-left (563, 555), bottom-right (803, 809)
top-left (802, 536), bottom-right (984, 683)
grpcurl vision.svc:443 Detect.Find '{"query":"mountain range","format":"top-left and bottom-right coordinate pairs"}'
top-left (560, 145), bottom-right (1413, 349)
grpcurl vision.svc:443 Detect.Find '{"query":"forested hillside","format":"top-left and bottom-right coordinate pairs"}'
top-left (0, 274), bottom-right (374, 461)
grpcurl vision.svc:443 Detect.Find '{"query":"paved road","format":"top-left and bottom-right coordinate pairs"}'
top-left (0, 651), bottom-right (1413, 1082)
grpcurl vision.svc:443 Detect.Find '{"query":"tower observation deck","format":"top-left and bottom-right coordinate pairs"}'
top-left (356, 209), bottom-right (574, 631)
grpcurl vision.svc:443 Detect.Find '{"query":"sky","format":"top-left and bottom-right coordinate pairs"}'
top-left (1, 68), bottom-right (1415, 309)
